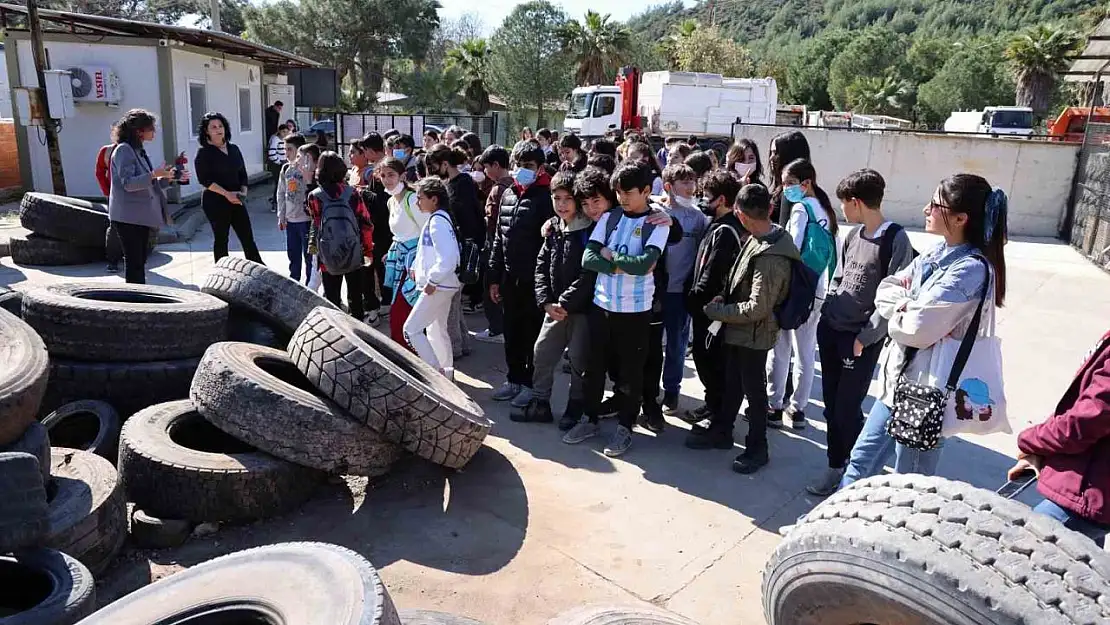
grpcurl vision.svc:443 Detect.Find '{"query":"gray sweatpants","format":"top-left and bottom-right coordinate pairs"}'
top-left (448, 289), bottom-right (470, 357)
top-left (532, 312), bottom-right (589, 401)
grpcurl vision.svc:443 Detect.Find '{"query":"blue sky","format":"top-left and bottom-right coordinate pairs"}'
top-left (438, 0), bottom-right (698, 35)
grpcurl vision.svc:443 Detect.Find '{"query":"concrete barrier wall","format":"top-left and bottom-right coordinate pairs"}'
top-left (734, 125), bottom-right (1080, 237)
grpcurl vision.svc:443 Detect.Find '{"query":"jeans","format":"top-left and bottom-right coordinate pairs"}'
top-left (112, 221), bottom-right (151, 284)
top-left (285, 221), bottom-right (311, 283)
top-left (322, 270), bottom-right (365, 320)
top-left (1033, 499), bottom-right (1109, 548)
top-left (767, 306), bottom-right (821, 413)
top-left (712, 344), bottom-right (770, 452)
top-left (817, 319), bottom-right (885, 469)
top-left (661, 292), bottom-right (691, 395)
top-left (203, 201), bottom-right (262, 264)
top-left (583, 306), bottom-right (651, 428)
top-left (403, 287), bottom-right (455, 371)
top-left (840, 401), bottom-right (945, 489)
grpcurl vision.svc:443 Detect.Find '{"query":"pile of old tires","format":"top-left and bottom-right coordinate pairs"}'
top-left (10, 192), bottom-right (155, 267)
top-left (763, 474), bottom-right (1110, 625)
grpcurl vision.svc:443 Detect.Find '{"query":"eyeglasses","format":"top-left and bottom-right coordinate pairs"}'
top-left (928, 201), bottom-right (951, 211)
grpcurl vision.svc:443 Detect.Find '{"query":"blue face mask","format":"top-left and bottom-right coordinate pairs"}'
top-left (514, 167), bottom-right (537, 186)
top-left (392, 149), bottom-right (408, 160)
top-left (784, 184), bottom-right (806, 204)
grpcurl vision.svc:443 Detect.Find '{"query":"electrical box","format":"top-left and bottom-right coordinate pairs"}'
top-left (42, 69), bottom-right (75, 119)
top-left (13, 87), bottom-right (45, 126)
top-left (266, 83), bottom-right (294, 108)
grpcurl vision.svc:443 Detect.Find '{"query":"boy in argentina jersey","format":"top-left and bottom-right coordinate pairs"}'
top-left (562, 162), bottom-right (671, 458)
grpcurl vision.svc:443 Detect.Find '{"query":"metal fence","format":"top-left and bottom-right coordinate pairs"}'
top-left (1066, 122), bottom-right (1110, 271)
top-left (292, 108), bottom-right (499, 153)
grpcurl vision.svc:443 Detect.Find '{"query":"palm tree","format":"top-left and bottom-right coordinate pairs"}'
top-left (446, 38), bottom-right (492, 115)
top-left (558, 11), bottom-right (632, 86)
top-left (1004, 24), bottom-right (1082, 118)
top-left (847, 74), bottom-right (911, 116)
top-left (664, 18), bottom-right (700, 67)
top-left (395, 66), bottom-right (464, 114)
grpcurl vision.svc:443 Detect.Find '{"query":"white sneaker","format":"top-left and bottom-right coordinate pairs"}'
top-left (473, 329), bottom-right (505, 344)
top-left (510, 386), bottom-right (534, 408)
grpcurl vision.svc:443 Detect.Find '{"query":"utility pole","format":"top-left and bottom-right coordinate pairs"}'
top-left (26, 0), bottom-right (66, 195)
top-left (210, 0), bottom-right (221, 32)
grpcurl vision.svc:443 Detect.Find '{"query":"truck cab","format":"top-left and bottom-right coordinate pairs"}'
top-left (980, 106), bottom-right (1034, 137)
top-left (563, 85), bottom-right (622, 138)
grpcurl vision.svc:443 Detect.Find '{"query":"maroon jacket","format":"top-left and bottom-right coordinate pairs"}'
top-left (1018, 330), bottom-right (1110, 524)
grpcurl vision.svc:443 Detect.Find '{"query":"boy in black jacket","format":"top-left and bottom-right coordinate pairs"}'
top-left (489, 141), bottom-right (555, 407)
top-left (512, 171), bottom-right (595, 427)
top-left (683, 170), bottom-right (746, 428)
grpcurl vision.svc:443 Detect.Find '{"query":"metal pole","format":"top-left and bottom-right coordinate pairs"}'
top-left (26, 0), bottom-right (66, 195)
top-left (209, 0), bottom-right (221, 32)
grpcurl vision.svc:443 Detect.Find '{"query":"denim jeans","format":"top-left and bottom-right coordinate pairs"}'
top-left (285, 221), bottom-right (311, 283)
top-left (839, 400), bottom-right (945, 489)
top-left (1033, 499), bottom-right (1109, 547)
top-left (661, 292), bottom-right (691, 395)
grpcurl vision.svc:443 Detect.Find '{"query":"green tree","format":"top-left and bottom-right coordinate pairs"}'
top-left (827, 26), bottom-right (908, 110)
top-left (447, 38), bottom-right (492, 115)
top-left (393, 65), bottom-right (465, 113)
top-left (918, 40), bottom-right (1014, 126)
top-left (1004, 23), bottom-right (1082, 118)
top-left (663, 18), bottom-right (700, 66)
top-left (671, 25), bottom-right (753, 76)
top-left (558, 11), bottom-right (632, 86)
top-left (488, 0), bottom-right (573, 128)
top-left (783, 28), bottom-right (854, 109)
top-left (845, 74), bottom-right (912, 116)
top-left (906, 36), bottom-right (956, 85)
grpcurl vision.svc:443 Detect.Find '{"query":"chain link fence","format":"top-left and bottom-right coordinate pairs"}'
top-left (1068, 122), bottom-right (1110, 271)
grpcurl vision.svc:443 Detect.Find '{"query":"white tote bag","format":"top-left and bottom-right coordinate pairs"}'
top-left (307, 255), bottom-right (323, 293)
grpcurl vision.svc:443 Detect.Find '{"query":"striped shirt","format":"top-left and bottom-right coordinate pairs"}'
top-left (590, 209), bottom-right (670, 313)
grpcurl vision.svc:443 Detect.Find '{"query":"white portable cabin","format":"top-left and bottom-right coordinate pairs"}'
top-left (638, 71), bottom-right (777, 137)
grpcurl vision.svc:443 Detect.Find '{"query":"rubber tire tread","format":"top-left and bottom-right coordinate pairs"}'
top-left (288, 306), bottom-right (490, 469)
top-left (227, 306), bottom-right (290, 349)
top-left (763, 474), bottom-right (1110, 625)
top-left (42, 400), bottom-right (121, 463)
top-left (10, 234), bottom-right (105, 266)
top-left (190, 342), bottom-right (402, 475)
top-left (546, 604), bottom-right (699, 625)
top-left (0, 451), bottom-right (49, 552)
top-left (22, 282), bottom-right (228, 361)
top-left (0, 548), bottom-right (96, 625)
top-left (47, 448), bottom-right (127, 576)
top-left (119, 400), bottom-right (324, 523)
top-left (201, 256), bottom-right (338, 334)
top-left (19, 192), bottom-right (109, 247)
top-left (129, 508), bottom-right (192, 549)
top-left (44, 357), bottom-right (200, 419)
top-left (0, 308), bottom-right (49, 446)
top-left (2, 421), bottom-right (51, 485)
top-left (76, 542), bottom-right (401, 625)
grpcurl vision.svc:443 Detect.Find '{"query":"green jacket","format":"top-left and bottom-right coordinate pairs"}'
top-left (704, 225), bottom-right (800, 350)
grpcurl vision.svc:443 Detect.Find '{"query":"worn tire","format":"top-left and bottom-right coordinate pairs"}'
top-left (119, 400), bottom-right (324, 523)
top-left (228, 306), bottom-right (290, 349)
top-left (190, 342), bottom-right (402, 475)
top-left (77, 542), bottom-right (401, 625)
top-left (44, 357), bottom-right (200, 419)
top-left (400, 610), bottom-right (488, 625)
top-left (46, 448), bottom-right (127, 576)
top-left (42, 400), bottom-right (120, 463)
top-left (0, 451), bottom-right (49, 552)
top-left (22, 283), bottom-right (228, 362)
top-left (0, 285), bottom-right (23, 316)
top-left (763, 474), bottom-right (1110, 625)
top-left (129, 508), bottom-right (192, 549)
top-left (9, 234), bottom-right (105, 266)
top-left (2, 421), bottom-right (51, 485)
top-left (19, 192), bottom-right (109, 246)
top-left (0, 308), bottom-right (49, 446)
top-left (289, 307), bottom-right (490, 469)
top-left (546, 605), bottom-right (698, 625)
top-left (0, 548), bottom-right (96, 625)
top-left (201, 256), bottom-right (339, 334)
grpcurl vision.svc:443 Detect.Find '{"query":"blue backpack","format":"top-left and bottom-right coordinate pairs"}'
top-left (775, 258), bottom-right (819, 331)
top-left (799, 199), bottom-right (837, 280)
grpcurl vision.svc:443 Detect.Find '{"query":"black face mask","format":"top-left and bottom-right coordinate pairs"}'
top-left (698, 197), bottom-right (716, 217)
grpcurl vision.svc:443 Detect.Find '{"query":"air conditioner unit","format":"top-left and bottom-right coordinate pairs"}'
top-left (66, 67), bottom-right (122, 104)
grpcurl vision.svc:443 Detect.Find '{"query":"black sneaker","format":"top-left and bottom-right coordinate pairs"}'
top-left (598, 394), bottom-right (622, 418)
top-left (558, 399), bottom-right (583, 431)
top-left (685, 426), bottom-right (733, 450)
top-left (639, 401), bottom-right (665, 434)
top-left (786, 407), bottom-right (807, 430)
top-left (766, 408), bottom-right (785, 429)
top-left (510, 398), bottom-right (553, 423)
top-left (690, 418), bottom-right (713, 435)
top-left (682, 404), bottom-right (712, 424)
top-left (661, 391), bottom-right (679, 416)
top-left (732, 449), bottom-right (770, 474)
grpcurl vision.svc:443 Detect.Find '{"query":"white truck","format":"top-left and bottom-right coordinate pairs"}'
top-left (943, 106), bottom-right (1035, 137)
top-left (563, 67), bottom-right (778, 153)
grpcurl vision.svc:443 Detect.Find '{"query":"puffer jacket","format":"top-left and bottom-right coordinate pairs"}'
top-left (704, 225), bottom-right (800, 350)
top-left (488, 174), bottom-right (553, 285)
top-left (534, 214), bottom-right (595, 314)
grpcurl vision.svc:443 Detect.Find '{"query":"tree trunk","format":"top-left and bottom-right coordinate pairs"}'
top-left (537, 99), bottom-right (545, 130)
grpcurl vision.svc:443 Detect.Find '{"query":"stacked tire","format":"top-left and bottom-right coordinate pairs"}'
top-left (11, 193), bottom-right (147, 267)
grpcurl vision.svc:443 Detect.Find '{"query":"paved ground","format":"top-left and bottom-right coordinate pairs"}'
top-left (3, 199), bottom-right (1109, 624)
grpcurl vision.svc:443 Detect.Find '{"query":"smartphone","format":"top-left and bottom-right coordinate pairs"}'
top-left (172, 163), bottom-right (184, 181)
top-left (997, 469), bottom-right (1038, 500)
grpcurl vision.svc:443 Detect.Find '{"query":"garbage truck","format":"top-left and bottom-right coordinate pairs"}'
top-left (563, 67), bottom-right (778, 154)
top-left (943, 106), bottom-right (1035, 137)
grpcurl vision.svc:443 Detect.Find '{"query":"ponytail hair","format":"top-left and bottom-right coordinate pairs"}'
top-left (783, 158), bottom-right (839, 236)
top-left (938, 174), bottom-right (1008, 307)
top-left (426, 143), bottom-right (468, 169)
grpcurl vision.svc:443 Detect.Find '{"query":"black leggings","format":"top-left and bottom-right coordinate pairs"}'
top-left (203, 201), bottom-right (262, 263)
top-left (112, 221), bottom-right (151, 284)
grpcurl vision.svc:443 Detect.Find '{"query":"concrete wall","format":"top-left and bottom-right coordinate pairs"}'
top-left (735, 125), bottom-right (1080, 237)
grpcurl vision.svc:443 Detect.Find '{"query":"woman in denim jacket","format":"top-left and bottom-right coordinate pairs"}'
top-left (839, 173), bottom-right (1009, 490)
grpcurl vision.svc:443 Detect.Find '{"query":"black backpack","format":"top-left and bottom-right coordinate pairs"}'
top-left (311, 187), bottom-right (363, 275)
top-left (775, 258), bottom-right (819, 331)
top-left (432, 212), bottom-right (481, 285)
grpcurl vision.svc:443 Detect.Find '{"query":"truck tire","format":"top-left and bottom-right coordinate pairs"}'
top-left (128, 508), bottom-right (192, 549)
top-left (400, 610), bottom-right (488, 625)
top-left (289, 307), bottom-right (490, 469)
top-left (763, 474), bottom-right (1110, 625)
top-left (46, 448), bottom-right (127, 576)
top-left (201, 256), bottom-right (339, 334)
top-left (546, 605), bottom-right (698, 625)
top-left (0, 308), bottom-right (49, 446)
top-left (19, 192), bottom-right (109, 247)
top-left (228, 306), bottom-right (290, 349)
top-left (0, 548), bottom-right (96, 625)
top-left (77, 542), bottom-right (401, 625)
top-left (2, 421), bottom-right (51, 485)
top-left (119, 400), bottom-right (324, 523)
top-left (44, 357), bottom-right (200, 419)
top-left (22, 283), bottom-right (228, 362)
top-left (190, 342), bottom-right (402, 475)
top-left (9, 234), bottom-right (105, 267)
top-left (0, 451), bottom-right (49, 553)
top-left (42, 400), bottom-right (120, 463)
top-left (0, 286), bottom-right (23, 316)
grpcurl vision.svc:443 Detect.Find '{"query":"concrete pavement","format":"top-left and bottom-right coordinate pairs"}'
top-left (2, 200), bottom-right (1108, 624)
